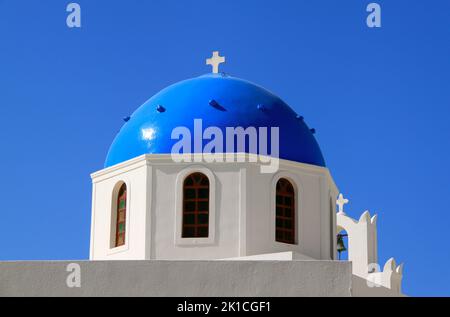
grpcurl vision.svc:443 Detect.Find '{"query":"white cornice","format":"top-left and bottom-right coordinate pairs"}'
top-left (91, 153), bottom-right (338, 191)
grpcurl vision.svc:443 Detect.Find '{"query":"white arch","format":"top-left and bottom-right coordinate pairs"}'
top-left (174, 165), bottom-right (216, 246)
top-left (109, 180), bottom-right (131, 251)
top-left (270, 171), bottom-right (303, 245)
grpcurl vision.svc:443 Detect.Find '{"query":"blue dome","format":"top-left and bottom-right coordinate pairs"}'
top-left (105, 73), bottom-right (326, 168)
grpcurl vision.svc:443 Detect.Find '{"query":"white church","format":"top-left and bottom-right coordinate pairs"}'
top-left (0, 52), bottom-right (405, 297)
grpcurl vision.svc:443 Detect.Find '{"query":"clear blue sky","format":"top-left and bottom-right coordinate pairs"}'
top-left (0, 0), bottom-right (449, 296)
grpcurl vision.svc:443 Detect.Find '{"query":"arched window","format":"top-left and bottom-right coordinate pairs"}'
top-left (275, 178), bottom-right (296, 244)
top-left (115, 183), bottom-right (127, 247)
top-left (182, 173), bottom-right (210, 238)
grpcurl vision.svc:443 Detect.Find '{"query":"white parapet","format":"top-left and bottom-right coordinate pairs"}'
top-left (337, 210), bottom-right (404, 295)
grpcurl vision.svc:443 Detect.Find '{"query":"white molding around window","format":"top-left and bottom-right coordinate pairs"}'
top-left (174, 165), bottom-right (216, 246)
top-left (270, 171), bottom-right (303, 246)
top-left (107, 180), bottom-right (131, 255)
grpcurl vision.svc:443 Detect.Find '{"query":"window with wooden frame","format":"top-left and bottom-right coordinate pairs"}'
top-left (115, 183), bottom-right (127, 247)
top-left (275, 178), bottom-right (296, 244)
top-left (182, 173), bottom-right (210, 238)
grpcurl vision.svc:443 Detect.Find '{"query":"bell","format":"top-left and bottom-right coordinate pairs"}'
top-left (337, 234), bottom-right (347, 259)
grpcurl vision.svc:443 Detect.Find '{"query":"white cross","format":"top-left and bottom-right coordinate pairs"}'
top-left (206, 51), bottom-right (225, 74)
top-left (336, 193), bottom-right (349, 214)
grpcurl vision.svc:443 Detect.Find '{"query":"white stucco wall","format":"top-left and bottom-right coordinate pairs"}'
top-left (0, 260), bottom-right (352, 297)
top-left (244, 162), bottom-right (338, 260)
top-left (336, 211), bottom-right (404, 295)
top-left (90, 154), bottom-right (338, 261)
top-left (90, 156), bottom-right (151, 260)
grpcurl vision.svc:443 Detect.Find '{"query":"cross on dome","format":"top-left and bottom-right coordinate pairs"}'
top-left (206, 51), bottom-right (225, 74)
top-left (336, 193), bottom-right (349, 214)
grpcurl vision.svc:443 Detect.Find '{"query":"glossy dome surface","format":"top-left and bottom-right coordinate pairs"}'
top-left (105, 74), bottom-right (325, 167)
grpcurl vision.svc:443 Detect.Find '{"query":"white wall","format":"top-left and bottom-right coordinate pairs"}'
top-left (151, 163), bottom-right (241, 259)
top-left (90, 156), bottom-right (151, 260)
top-left (90, 154), bottom-right (338, 261)
top-left (244, 162), bottom-right (338, 260)
top-left (337, 211), bottom-right (404, 295)
top-left (0, 260), bottom-right (352, 297)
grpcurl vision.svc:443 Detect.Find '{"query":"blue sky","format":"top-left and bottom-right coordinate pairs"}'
top-left (0, 0), bottom-right (449, 296)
